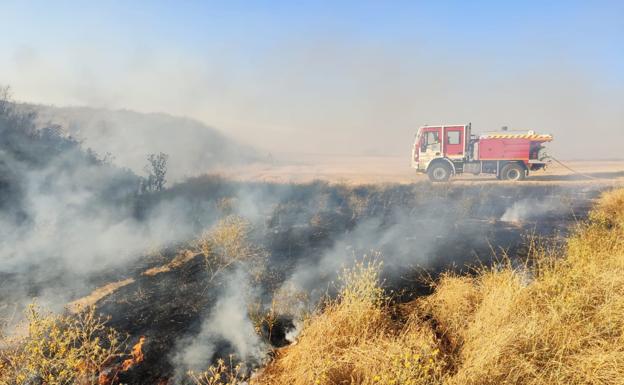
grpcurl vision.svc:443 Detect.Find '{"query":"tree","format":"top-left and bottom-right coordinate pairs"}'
top-left (141, 152), bottom-right (169, 193)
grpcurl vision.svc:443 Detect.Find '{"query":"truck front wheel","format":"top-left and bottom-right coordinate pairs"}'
top-left (428, 163), bottom-right (452, 182)
top-left (500, 163), bottom-right (526, 181)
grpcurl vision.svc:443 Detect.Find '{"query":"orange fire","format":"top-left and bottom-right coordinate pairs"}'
top-left (98, 336), bottom-right (149, 385)
top-left (98, 368), bottom-right (118, 385)
top-left (121, 335), bottom-right (146, 371)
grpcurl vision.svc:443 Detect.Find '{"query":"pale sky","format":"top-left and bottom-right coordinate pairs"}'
top-left (1, 0), bottom-right (623, 158)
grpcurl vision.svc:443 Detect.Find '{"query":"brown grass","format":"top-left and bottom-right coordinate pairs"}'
top-left (253, 188), bottom-right (624, 385)
top-left (67, 278), bottom-right (135, 313)
top-left (0, 305), bottom-right (126, 385)
top-left (256, 259), bottom-right (444, 385)
top-left (195, 215), bottom-right (267, 282)
top-left (5, 188), bottom-right (624, 384)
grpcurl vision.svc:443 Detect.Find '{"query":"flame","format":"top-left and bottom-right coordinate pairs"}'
top-left (98, 368), bottom-right (118, 385)
top-left (121, 335), bottom-right (146, 371)
top-left (98, 336), bottom-right (147, 385)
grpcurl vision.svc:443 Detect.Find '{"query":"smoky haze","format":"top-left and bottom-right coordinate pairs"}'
top-left (2, 4), bottom-right (623, 161)
top-left (0, 89), bottom-right (609, 382)
top-left (6, 43), bottom-right (624, 160)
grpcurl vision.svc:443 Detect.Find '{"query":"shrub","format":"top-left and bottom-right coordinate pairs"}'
top-left (194, 215), bottom-right (266, 281)
top-left (0, 305), bottom-right (125, 385)
top-left (188, 355), bottom-right (246, 385)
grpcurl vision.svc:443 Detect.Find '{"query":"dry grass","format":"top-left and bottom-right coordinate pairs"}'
top-left (67, 279), bottom-right (135, 313)
top-left (189, 355), bottom-right (246, 385)
top-left (256, 259), bottom-right (445, 385)
top-left (194, 215), bottom-right (267, 281)
top-left (0, 305), bottom-right (125, 385)
top-left (142, 249), bottom-right (197, 276)
top-left (248, 282), bottom-right (310, 340)
top-left (441, 189), bottom-right (624, 385)
top-left (5, 188), bottom-right (623, 384)
top-left (254, 188), bottom-right (624, 385)
top-left (590, 188), bottom-right (624, 228)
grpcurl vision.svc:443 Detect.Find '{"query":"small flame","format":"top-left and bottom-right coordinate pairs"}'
top-left (98, 336), bottom-right (148, 385)
top-left (121, 335), bottom-right (146, 371)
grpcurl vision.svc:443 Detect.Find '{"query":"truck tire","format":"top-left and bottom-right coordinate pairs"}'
top-left (500, 163), bottom-right (526, 181)
top-left (428, 162), bottom-right (452, 182)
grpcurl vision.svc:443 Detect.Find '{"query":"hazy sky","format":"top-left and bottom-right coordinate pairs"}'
top-left (1, 1), bottom-right (622, 158)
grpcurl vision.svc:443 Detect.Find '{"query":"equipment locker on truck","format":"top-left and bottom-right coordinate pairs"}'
top-left (411, 124), bottom-right (552, 182)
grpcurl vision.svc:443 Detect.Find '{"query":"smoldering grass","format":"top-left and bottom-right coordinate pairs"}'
top-left (255, 188), bottom-right (624, 385)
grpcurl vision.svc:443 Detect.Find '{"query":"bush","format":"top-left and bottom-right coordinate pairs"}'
top-left (195, 215), bottom-right (266, 281)
top-left (0, 305), bottom-right (125, 385)
top-left (188, 355), bottom-right (246, 385)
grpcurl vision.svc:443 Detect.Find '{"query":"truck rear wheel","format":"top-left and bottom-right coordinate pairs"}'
top-left (500, 163), bottom-right (526, 181)
top-left (428, 162), bottom-right (452, 182)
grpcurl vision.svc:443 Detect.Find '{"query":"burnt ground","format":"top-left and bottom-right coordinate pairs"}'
top-left (0, 179), bottom-right (607, 384)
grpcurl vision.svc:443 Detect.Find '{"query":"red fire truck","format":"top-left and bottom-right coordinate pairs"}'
top-left (411, 124), bottom-right (552, 182)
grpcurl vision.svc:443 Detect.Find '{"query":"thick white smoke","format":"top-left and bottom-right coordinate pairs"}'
top-left (172, 269), bottom-right (266, 377)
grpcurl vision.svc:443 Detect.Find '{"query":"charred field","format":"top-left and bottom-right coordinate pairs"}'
top-left (0, 97), bottom-right (619, 384)
top-left (1, 175), bottom-right (605, 384)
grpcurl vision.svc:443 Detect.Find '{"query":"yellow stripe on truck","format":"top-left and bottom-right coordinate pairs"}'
top-left (482, 134), bottom-right (553, 141)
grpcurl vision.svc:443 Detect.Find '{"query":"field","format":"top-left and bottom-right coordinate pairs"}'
top-left (3, 182), bottom-right (623, 385)
top-left (2, 176), bottom-right (621, 384)
top-left (216, 154), bottom-right (624, 186)
top-left (2, 98), bottom-right (624, 384)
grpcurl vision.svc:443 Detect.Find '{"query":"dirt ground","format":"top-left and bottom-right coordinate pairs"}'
top-left (216, 154), bottom-right (624, 186)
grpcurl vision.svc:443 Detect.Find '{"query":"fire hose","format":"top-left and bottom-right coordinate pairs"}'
top-left (545, 155), bottom-right (598, 180)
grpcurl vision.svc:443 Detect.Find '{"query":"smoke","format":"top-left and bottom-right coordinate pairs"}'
top-left (279, 194), bottom-right (488, 302)
top-left (0, 93), bottom-right (607, 382)
top-left (1, 4), bottom-right (621, 379)
top-left (0, 100), bottom-right (227, 315)
top-left (30, 105), bottom-right (259, 181)
top-left (2, 37), bottom-right (622, 160)
top-left (1, 0), bottom-right (623, 160)
top-left (284, 318), bottom-right (303, 344)
top-left (172, 269), bottom-right (266, 377)
top-left (500, 197), bottom-right (570, 223)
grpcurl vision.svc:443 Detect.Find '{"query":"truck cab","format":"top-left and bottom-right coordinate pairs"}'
top-left (412, 124), bottom-right (552, 182)
top-left (412, 124), bottom-right (471, 180)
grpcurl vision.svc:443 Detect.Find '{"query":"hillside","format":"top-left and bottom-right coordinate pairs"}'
top-left (30, 105), bottom-right (260, 181)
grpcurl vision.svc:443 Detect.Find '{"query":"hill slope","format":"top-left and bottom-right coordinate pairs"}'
top-left (31, 105), bottom-right (260, 181)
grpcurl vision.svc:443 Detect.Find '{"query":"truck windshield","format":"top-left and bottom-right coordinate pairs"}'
top-left (422, 131), bottom-right (441, 152)
top-left (426, 132), bottom-right (439, 145)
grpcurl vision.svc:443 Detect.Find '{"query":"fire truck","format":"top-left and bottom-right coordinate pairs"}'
top-left (411, 124), bottom-right (552, 182)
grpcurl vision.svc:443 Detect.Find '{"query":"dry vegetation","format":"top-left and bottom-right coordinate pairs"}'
top-left (0, 306), bottom-right (125, 385)
top-left (257, 259), bottom-right (445, 385)
top-left (2, 188), bottom-right (623, 385)
top-left (253, 187), bottom-right (624, 385)
top-left (194, 215), bottom-right (267, 282)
